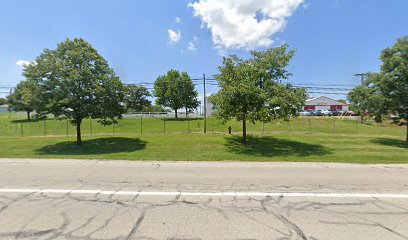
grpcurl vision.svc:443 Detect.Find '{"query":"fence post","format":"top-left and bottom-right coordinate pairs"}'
top-left (89, 118), bottom-right (92, 136)
top-left (43, 120), bottom-right (47, 137)
top-left (187, 116), bottom-right (190, 133)
top-left (308, 118), bottom-right (312, 134)
top-left (288, 120), bottom-right (291, 132)
top-left (333, 119), bottom-right (336, 134)
top-left (262, 121), bottom-right (265, 134)
top-left (20, 122), bottom-right (23, 138)
top-left (113, 123), bottom-right (115, 136)
top-left (355, 120), bottom-right (358, 135)
top-left (66, 120), bottom-right (69, 136)
top-left (163, 117), bottom-right (166, 134)
top-left (140, 117), bottom-right (143, 135)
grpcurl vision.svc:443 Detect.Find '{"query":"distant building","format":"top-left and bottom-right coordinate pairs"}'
top-left (304, 96), bottom-right (349, 111)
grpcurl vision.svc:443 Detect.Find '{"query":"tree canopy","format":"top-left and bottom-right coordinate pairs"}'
top-left (154, 70), bottom-right (198, 118)
top-left (142, 105), bottom-right (169, 113)
top-left (0, 98), bottom-right (7, 105)
top-left (23, 38), bottom-right (125, 145)
top-left (7, 80), bottom-right (43, 120)
top-left (348, 36), bottom-right (408, 146)
top-left (210, 45), bottom-right (307, 144)
top-left (347, 73), bottom-right (387, 123)
top-left (378, 36), bottom-right (408, 145)
top-left (124, 85), bottom-right (151, 112)
top-left (180, 76), bottom-right (199, 118)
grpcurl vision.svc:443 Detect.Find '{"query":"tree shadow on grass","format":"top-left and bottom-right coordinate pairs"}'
top-left (370, 138), bottom-right (408, 149)
top-left (35, 137), bottom-right (147, 155)
top-left (10, 119), bottom-right (41, 123)
top-left (225, 135), bottom-right (331, 157)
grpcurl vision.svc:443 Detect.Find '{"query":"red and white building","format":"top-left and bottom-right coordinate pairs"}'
top-left (304, 96), bottom-right (349, 111)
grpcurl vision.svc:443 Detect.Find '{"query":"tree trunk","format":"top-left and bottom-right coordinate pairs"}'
top-left (175, 109), bottom-right (178, 119)
top-left (185, 108), bottom-right (188, 119)
top-left (242, 119), bottom-right (247, 144)
top-left (76, 121), bottom-right (82, 146)
top-left (26, 111), bottom-right (31, 120)
top-left (360, 113), bottom-right (364, 124)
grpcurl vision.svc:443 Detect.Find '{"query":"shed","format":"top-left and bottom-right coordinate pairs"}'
top-left (304, 96), bottom-right (349, 111)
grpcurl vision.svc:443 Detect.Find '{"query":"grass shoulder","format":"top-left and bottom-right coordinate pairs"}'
top-left (0, 132), bottom-right (406, 164)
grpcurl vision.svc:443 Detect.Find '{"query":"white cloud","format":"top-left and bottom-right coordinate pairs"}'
top-left (175, 17), bottom-right (181, 23)
top-left (168, 29), bottom-right (181, 44)
top-left (16, 60), bottom-right (31, 68)
top-left (303, 2), bottom-right (311, 9)
top-left (188, 41), bottom-right (197, 51)
top-left (189, 0), bottom-right (304, 50)
top-left (187, 36), bottom-right (199, 52)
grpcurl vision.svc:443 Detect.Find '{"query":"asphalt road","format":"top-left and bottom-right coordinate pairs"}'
top-left (0, 159), bottom-right (407, 240)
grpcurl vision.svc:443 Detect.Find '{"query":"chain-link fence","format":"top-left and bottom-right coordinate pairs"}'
top-left (0, 116), bottom-right (406, 138)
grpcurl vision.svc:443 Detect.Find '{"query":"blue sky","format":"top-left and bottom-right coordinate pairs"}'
top-left (1, 0), bottom-right (407, 101)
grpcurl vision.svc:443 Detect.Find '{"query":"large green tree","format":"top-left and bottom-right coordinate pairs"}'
top-left (7, 80), bottom-right (42, 120)
top-left (210, 45), bottom-right (307, 144)
top-left (347, 74), bottom-right (386, 123)
top-left (0, 98), bottom-right (6, 105)
top-left (378, 36), bottom-right (408, 146)
top-left (180, 76), bottom-right (199, 118)
top-left (142, 105), bottom-right (169, 113)
top-left (154, 70), bottom-right (198, 118)
top-left (124, 85), bottom-right (151, 112)
top-left (24, 38), bottom-right (125, 145)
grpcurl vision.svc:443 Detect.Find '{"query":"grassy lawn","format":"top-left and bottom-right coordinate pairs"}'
top-left (0, 112), bottom-right (406, 137)
top-left (0, 133), bottom-right (407, 163)
top-left (1, 113), bottom-right (407, 163)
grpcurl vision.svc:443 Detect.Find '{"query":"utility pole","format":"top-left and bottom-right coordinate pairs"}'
top-left (203, 73), bottom-right (207, 133)
top-left (355, 73), bottom-right (368, 85)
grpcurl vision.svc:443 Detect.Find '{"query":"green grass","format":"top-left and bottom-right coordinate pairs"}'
top-left (0, 112), bottom-right (406, 138)
top-left (0, 133), bottom-right (407, 163)
top-left (1, 113), bottom-right (406, 163)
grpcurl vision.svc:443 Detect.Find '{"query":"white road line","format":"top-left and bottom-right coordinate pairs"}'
top-left (0, 188), bottom-right (408, 199)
